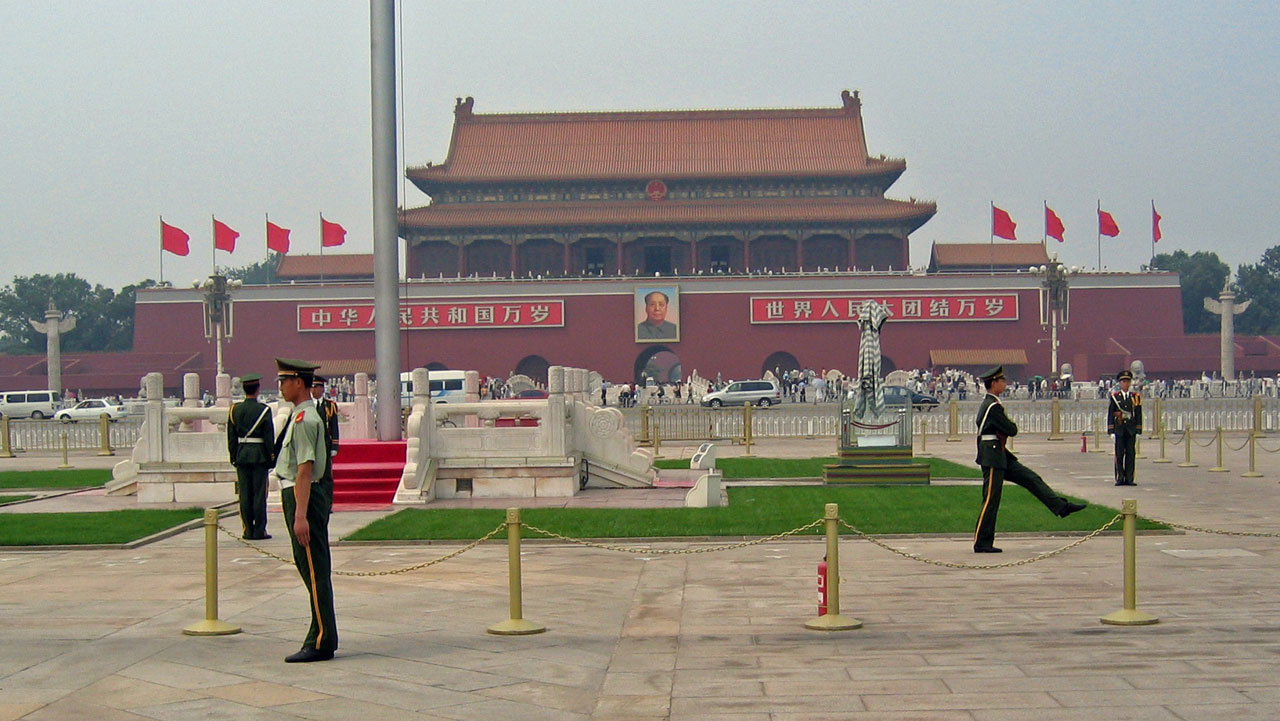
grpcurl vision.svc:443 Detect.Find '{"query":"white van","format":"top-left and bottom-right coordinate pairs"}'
top-left (399, 370), bottom-right (468, 404)
top-left (0, 390), bottom-right (63, 419)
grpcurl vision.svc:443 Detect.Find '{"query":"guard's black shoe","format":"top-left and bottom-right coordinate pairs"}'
top-left (974, 546), bottom-right (1003, 553)
top-left (285, 647), bottom-right (334, 663)
top-left (1114, 481), bottom-right (1125, 486)
top-left (259, 533), bottom-right (272, 540)
top-left (1059, 501), bottom-right (1087, 518)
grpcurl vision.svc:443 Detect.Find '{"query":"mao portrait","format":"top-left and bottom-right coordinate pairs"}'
top-left (635, 286), bottom-right (680, 342)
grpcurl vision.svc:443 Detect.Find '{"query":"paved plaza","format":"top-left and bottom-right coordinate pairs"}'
top-left (1, 432), bottom-right (1278, 720)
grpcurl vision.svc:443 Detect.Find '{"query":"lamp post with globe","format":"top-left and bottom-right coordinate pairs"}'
top-left (194, 273), bottom-right (242, 375)
top-left (1032, 260), bottom-right (1076, 380)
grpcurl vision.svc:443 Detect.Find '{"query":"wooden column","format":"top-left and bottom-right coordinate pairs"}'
top-left (615, 235), bottom-right (625, 275)
top-left (457, 241), bottom-right (467, 277)
top-left (797, 234), bottom-right (806, 271)
top-left (690, 236), bottom-right (698, 272)
top-left (562, 238), bottom-right (571, 275)
top-left (510, 239), bottom-right (519, 277)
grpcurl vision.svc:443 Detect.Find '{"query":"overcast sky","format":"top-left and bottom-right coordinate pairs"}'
top-left (3, 1), bottom-right (1277, 291)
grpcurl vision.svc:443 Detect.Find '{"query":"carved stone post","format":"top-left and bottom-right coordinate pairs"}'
top-left (29, 302), bottom-right (76, 396)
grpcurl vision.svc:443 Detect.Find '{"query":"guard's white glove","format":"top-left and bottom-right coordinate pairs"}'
top-left (1109, 434), bottom-right (1115, 441)
top-left (330, 450), bottom-right (338, 457)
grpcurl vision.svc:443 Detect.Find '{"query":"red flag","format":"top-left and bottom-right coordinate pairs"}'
top-left (1152, 204), bottom-right (1163, 243)
top-left (1098, 208), bottom-right (1120, 237)
top-left (992, 205), bottom-right (1017, 240)
top-left (320, 217), bottom-right (347, 248)
top-left (213, 219), bottom-right (239, 253)
top-left (1045, 206), bottom-right (1065, 243)
top-left (266, 221), bottom-right (291, 254)
top-left (161, 221), bottom-right (190, 256)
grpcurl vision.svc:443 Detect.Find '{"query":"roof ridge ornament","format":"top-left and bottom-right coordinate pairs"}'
top-left (454, 95), bottom-right (475, 119)
top-left (840, 89), bottom-right (860, 112)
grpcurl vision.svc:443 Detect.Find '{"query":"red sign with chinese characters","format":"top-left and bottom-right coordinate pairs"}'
top-left (749, 294), bottom-right (1019, 323)
top-left (297, 301), bottom-right (565, 331)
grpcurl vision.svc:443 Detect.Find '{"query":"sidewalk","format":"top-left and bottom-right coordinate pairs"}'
top-left (1, 436), bottom-right (1278, 719)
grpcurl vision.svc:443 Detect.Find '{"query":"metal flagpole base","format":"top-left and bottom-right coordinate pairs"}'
top-left (804, 613), bottom-right (862, 631)
top-left (487, 618), bottom-right (546, 636)
top-left (1100, 608), bottom-right (1159, 626)
top-left (182, 619), bottom-right (241, 636)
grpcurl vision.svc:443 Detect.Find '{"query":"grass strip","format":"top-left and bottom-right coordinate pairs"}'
top-left (0, 508), bottom-right (204, 546)
top-left (0, 469), bottom-right (112, 490)
top-left (653, 456), bottom-right (981, 479)
top-left (348, 486), bottom-right (1161, 541)
top-left (0, 495), bottom-right (35, 507)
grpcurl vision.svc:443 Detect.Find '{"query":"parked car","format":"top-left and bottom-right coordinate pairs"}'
top-left (53, 399), bottom-right (128, 422)
top-left (701, 380), bottom-right (782, 407)
top-left (0, 390), bottom-right (62, 419)
top-left (881, 385), bottom-right (940, 410)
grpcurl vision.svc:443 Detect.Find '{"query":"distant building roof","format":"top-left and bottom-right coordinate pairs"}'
top-left (408, 91), bottom-right (906, 188)
top-left (928, 243), bottom-right (1052, 273)
top-left (401, 197), bottom-right (935, 231)
top-left (275, 254), bottom-right (375, 281)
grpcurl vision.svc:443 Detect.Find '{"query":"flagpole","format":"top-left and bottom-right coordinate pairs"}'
top-left (1096, 200), bottom-right (1102, 271)
top-left (989, 201), bottom-right (994, 275)
top-left (159, 216), bottom-right (165, 285)
top-left (1150, 200), bottom-right (1156, 268)
top-left (1042, 200), bottom-right (1047, 248)
top-left (211, 214), bottom-right (216, 274)
top-left (319, 212), bottom-right (326, 286)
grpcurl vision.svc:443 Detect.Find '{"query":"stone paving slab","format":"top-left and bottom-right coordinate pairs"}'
top-left (1, 435), bottom-right (1279, 718)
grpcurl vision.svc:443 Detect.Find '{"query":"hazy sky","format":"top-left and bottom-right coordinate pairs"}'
top-left (3, 1), bottom-right (1277, 291)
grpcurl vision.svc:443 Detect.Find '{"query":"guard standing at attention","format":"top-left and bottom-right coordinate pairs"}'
top-left (227, 373), bottom-right (275, 540)
top-left (311, 376), bottom-right (340, 460)
top-left (274, 358), bottom-right (337, 663)
top-left (1107, 369), bottom-right (1143, 486)
top-left (973, 366), bottom-right (1087, 553)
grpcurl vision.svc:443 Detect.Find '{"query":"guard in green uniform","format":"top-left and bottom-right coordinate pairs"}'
top-left (1107, 370), bottom-right (1143, 486)
top-left (227, 373), bottom-right (275, 540)
top-left (311, 375), bottom-right (340, 459)
top-left (274, 358), bottom-right (337, 663)
top-left (973, 366), bottom-right (1086, 553)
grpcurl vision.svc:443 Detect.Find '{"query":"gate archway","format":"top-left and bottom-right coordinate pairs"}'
top-left (762, 351), bottom-right (801, 379)
top-left (633, 346), bottom-right (683, 385)
top-left (514, 355), bottom-right (550, 385)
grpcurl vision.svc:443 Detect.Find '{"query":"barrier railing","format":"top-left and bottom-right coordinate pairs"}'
top-left (3, 417), bottom-right (142, 452)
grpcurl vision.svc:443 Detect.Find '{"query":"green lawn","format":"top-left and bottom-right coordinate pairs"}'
top-left (348, 486), bottom-right (1157, 541)
top-left (0, 495), bottom-right (34, 506)
top-left (0, 508), bottom-right (205, 546)
top-left (653, 456), bottom-right (981, 479)
top-left (0, 469), bottom-right (112, 490)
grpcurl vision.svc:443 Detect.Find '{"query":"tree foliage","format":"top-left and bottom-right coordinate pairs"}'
top-left (222, 253), bottom-right (281, 285)
top-left (1235, 245), bottom-right (1280, 336)
top-left (0, 274), bottom-right (154, 354)
top-left (1150, 250), bottom-right (1230, 334)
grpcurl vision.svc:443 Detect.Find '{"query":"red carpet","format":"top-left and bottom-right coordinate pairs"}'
top-left (331, 439), bottom-right (406, 507)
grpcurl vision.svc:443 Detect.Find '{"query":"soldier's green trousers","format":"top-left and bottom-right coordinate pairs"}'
top-left (282, 479), bottom-right (337, 653)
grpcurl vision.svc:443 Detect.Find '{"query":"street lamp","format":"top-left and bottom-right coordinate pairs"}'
top-left (193, 273), bottom-right (242, 375)
top-left (1031, 260), bottom-right (1076, 380)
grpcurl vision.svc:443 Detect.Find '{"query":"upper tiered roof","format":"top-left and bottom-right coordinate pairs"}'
top-left (407, 91), bottom-right (907, 190)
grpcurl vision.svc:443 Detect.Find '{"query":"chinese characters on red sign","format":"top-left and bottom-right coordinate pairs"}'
top-left (749, 294), bottom-right (1018, 323)
top-left (297, 301), bottom-right (565, 331)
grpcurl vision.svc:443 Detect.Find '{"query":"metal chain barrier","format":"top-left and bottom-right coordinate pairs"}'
top-left (1227, 435), bottom-right (1253, 452)
top-left (1142, 517), bottom-right (1280, 538)
top-left (217, 521), bottom-right (507, 576)
top-left (519, 518), bottom-right (824, 555)
top-left (1256, 440), bottom-right (1280, 454)
top-left (1193, 433), bottom-right (1219, 448)
top-left (837, 515), bottom-right (1123, 570)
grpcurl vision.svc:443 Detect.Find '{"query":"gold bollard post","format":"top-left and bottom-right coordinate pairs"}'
top-left (1209, 427), bottom-right (1229, 472)
top-left (57, 431), bottom-right (73, 469)
top-left (638, 405), bottom-right (652, 446)
top-left (1153, 428), bottom-right (1172, 464)
top-left (1135, 432), bottom-right (1146, 460)
top-left (652, 409), bottom-right (662, 458)
top-left (1101, 499), bottom-right (1159, 626)
top-left (488, 508), bottom-right (546, 635)
top-left (97, 413), bottom-right (114, 456)
top-left (1243, 432), bottom-right (1263, 478)
top-left (741, 403), bottom-right (755, 457)
top-left (805, 503), bottom-right (861, 631)
top-left (183, 509), bottom-right (242, 636)
top-left (1047, 398), bottom-right (1064, 440)
top-left (946, 399), bottom-right (961, 442)
top-left (0, 415), bottom-right (13, 459)
top-left (1178, 428), bottom-right (1197, 468)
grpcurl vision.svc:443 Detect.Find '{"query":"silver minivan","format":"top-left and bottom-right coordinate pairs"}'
top-left (700, 380), bottom-right (782, 407)
top-left (0, 390), bottom-right (63, 419)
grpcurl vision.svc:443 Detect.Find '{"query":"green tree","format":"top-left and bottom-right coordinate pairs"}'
top-left (0, 274), bottom-right (153, 354)
top-left (223, 253), bottom-right (281, 285)
top-left (1151, 250), bottom-right (1230, 334)
top-left (1235, 245), bottom-right (1280, 335)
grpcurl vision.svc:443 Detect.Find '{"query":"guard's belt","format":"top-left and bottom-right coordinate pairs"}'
top-left (237, 438), bottom-right (264, 444)
top-left (979, 434), bottom-right (999, 440)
